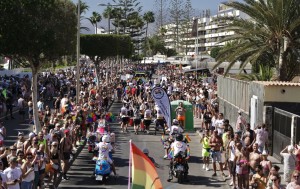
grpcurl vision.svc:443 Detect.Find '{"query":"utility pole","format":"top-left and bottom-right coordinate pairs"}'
top-left (76, 0), bottom-right (80, 104)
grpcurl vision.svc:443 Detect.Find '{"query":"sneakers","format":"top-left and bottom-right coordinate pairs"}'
top-left (205, 166), bottom-right (209, 171)
top-left (202, 165), bottom-right (205, 170)
top-left (229, 181), bottom-right (233, 186)
top-left (62, 174), bottom-right (70, 180)
top-left (212, 173), bottom-right (217, 177)
top-left (163, 155), bottom-right (168, 159)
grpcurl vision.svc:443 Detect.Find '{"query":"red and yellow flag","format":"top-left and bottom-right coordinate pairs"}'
top-left (130, 142), bottom-right (163, 189)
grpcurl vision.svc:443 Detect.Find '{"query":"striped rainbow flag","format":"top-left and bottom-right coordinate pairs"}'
top-left (130, 142), bottom-right (163, 189)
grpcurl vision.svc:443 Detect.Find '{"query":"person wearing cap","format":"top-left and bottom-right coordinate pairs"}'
top-left (280, 145), bottom-right (297, 183)
top-left (143, 148), bottom-right (159, 168)
top-left (23, 133), bottom-right (36, 154)
top-left (15, 132), bottom-right (25, 154)
top-left (260, 150), bottom-right (272, 177)
top-left (3, 156), bottom-right (22, 189)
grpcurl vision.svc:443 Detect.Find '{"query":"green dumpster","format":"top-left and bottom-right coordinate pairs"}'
top-left (171, 100), bottom-right (194, 131)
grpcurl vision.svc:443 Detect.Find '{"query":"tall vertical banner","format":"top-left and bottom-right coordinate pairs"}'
top-left (151, 86), bottom-right (171, 129)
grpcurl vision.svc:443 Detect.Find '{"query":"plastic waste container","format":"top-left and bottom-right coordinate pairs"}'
top-left (171, 100), bottom-right (194, 131)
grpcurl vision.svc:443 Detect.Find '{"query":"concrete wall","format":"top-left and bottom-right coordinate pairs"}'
top-left (219, 97), bottom-right (249, 129)
top-left (264, 86), bottom-right (300, 103)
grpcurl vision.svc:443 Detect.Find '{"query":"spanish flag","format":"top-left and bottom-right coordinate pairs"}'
top-left (129, 141), bottom-right (163, 189)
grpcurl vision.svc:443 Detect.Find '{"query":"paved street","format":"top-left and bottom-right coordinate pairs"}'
top-left (58, 102), bottom-right (230, 189)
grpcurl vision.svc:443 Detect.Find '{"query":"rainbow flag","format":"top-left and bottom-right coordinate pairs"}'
top-left (129, 142), bottom-right (163, 189)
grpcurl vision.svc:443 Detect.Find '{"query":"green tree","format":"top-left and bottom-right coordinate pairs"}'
top-left (0, 0), bottom-right (77, 132)
top-left (81, 34), bottom-right (132, 83)
top-left (147, 35), bottom-right (166, 55)
top-left (103, 6), bottom-right (113, 33)
top-left (210, 47), bottom-right (222, 59)
top-left (168, 0), bottom-right (184, 51)
top-left (143, 11), bottom-right (155, 40)
top-left (214, 0), bottom-right (300, 81)
top-left (238, 64), bottom-right (274, 81)
top-left (88, 11), bottom-right (102, 34)
top-left (78, 1), bottom-right (90, 32)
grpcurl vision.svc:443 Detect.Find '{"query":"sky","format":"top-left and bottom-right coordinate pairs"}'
top-left (73, 0), bottom-right (243, 33)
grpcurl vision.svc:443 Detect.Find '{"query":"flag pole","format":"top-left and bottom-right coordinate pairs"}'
top-left (128, 140), bottom-right (132, 189)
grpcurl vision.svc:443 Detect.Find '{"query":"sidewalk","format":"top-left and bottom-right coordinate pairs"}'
top-left (193, 117), bottom-right (286, 188)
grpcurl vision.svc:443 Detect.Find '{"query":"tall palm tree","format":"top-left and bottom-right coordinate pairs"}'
top-left (143, 11), bottom-right (155, 39)
top-left (77, 1), bottom-right (90, 32)
top-left (103, 6), bottom-right (113, 34)
top-left (88, 11), bottom-right (102, 34)
top-left (214, 0), bottom-right (300, 81)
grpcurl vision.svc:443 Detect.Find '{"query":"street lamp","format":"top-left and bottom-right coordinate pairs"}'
top-left (98, 3), bottom-right (122, 34)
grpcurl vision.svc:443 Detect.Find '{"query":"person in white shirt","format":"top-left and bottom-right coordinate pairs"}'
top-left (120, 104), bottom-right (129, 133)
top-left (143, 106), bottom-right (152, 134)
top-left (3, 157), bottom-right (22, 189)
top-left (37, 99), bottom-right (44, 112)
top-left (168, 119), bottom-right (184, 136)
top-left (167, 134), bottom-right (190, 182)
top-left (94, 135), bottom-right (116, 176)
top-left (0, 160), bottom-right (7, 189)
top-left (17, 96), bottom-right (26, 121)
top-left (214, 113), bottom-right (224, 136)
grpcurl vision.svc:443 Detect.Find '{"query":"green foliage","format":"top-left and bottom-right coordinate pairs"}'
top-left (88, 11), bottom-right (102, 34)
top-left (0, 0), bottom-right (77, 70)
top-left (80, 34), bottom-right (133, 62)
top-left (238, 64), bottom-right (274, 81)
top-left (210, 47), bottom-right (222, 59)
top-left (213, 0), bottom-right (300, 81)
top-left (165, 48), bottom-right (177, 57)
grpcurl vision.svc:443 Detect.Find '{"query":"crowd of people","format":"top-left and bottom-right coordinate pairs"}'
top-left (0, 59), bottom-right (299, 189)
top-left (0, 61), bottom-right (117, 189)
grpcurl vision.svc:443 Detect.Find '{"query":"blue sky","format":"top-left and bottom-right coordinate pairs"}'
top-left (74, 0), bottom-right (243, 33)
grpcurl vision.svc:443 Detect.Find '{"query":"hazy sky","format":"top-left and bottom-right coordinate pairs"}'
top-left (75, 0), bottom-right (243, 33)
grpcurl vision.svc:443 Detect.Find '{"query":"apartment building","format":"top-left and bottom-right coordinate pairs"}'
top-left (162, 3), bottom-right (249, 55)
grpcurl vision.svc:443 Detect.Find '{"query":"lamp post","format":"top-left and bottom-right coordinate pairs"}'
top-left (76, 0), bottom-right (80, 104)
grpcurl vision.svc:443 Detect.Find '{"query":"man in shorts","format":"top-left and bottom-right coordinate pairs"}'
top-left (120, 104), bottom-right (129, 133)
top-left (209, 130), bottom-right (225, 177)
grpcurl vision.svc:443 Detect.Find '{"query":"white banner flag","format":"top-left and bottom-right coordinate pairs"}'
top-left (151, 86), bottom-right (171, 128)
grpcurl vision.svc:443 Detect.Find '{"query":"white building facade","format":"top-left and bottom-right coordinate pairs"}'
top-left (161, 3), bottom-right (249, 55)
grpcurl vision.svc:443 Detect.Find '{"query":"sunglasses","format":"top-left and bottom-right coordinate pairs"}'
top-left (271, 179), bottom-right (277, 181)
top-left (294, 175), bottom-right (299, 178)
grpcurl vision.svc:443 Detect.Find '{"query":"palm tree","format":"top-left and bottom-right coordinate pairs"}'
top-left (238, 64), bottom-right (274, 81)
top-left (213, 0), bottom-right (300, 81)
top-left (143, 11), bottom-right (155, 39)
top-left (88, 11), bottom-right (102, 34)
top-left (103, 6), bottom-right (113, 34)
top-left (77, 1), bottom-right (90, 32)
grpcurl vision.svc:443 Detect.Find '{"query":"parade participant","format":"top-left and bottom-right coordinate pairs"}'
top-left (132, 105), bottom-right (141, 135)
top-left (15, 132), bottom-right (25, 154)
top-left (260, 150), bottom-right (272, 177)
top-left (235, 145), bottom-right (249, 189)
top-left (120, 104), bottom-right (129, 133)
top-left (175, 102), bottom-right (186, 129)
top-left (168, 119), bottom-right (184, 136)
top-left (167, 134), bottom-right (190, 182)
top-left (155, 106), bottom-right (166, 132)
top-left (60, 130), bottom-right (72, 180)
top-left (143, 105), bottom-right (152, 134)
top-left (209, 130), bottom-right (225, 177)
top-left (94, 135), bottom-right (116, 176)
top-left (0, 123), bottom-right (6, 143)
top-left (200, 129), bottom-right (211, 171)
top-left (48, 141), bottom-right (60, 189)
top-left (236, 110), bottom-right (246, 136)
top-left (266, 173), bottom-right (284, 189)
